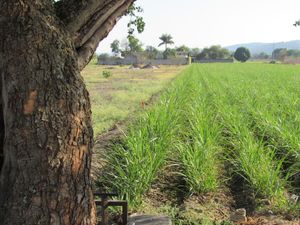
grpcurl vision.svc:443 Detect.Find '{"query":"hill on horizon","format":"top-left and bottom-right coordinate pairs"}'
top-left (226, 40), bottom-right (300, 55)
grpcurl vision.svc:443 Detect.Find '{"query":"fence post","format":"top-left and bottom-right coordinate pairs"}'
top-left (188, 56), bottom-right (192, 65)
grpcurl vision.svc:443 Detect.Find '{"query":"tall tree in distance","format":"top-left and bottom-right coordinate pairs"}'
top-left (111, 40), bottom-right (121, 56)
top-left (128, 35), bottom-right (143, 53)
top-left (234, 47), bottom-right (251, 62)
top-left (118, 36), bottom-right (143, 57)
top-left (145, 46), bottom-right (159, 59)
top-left (158, 34), bottom-right (175, 50)
top-left (0, 0), bottom-right (136, 224)
top-left (272, 48), bottom-right (288, 61)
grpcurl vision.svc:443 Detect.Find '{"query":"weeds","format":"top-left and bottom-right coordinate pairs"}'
top-left (102, 70), bottom-right (112, 78)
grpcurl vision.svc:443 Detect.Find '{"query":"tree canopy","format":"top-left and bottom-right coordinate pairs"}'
top-left (111, 40), bottom-right (121, 55)
top-left (234, 47), bottom-right (251, 62)
top-left (145, 46), bottom-right (159, 59)
top-left (272, 48), bottom-right (288, 61)
top-left (196, 45), bottom-right (231, 60)
top-left (163, 48), bottom-right (177, 59)
top-left (176, 45), bottom-right (191, 54)
top-left (126, 3), bottom-right (146, 36)
top-left (111, 36), bottom-right (144, 57)
top-left (128, 35), bottom-right (143, 53)
top-left (158, 34), bottom-right (175, 50)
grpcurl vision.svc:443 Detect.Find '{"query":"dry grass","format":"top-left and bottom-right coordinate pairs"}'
top-left (81, 63), bottom-right (185, 136)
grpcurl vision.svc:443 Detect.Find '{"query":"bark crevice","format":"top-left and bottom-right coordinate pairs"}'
top-left (0, 88), bottom-right (3, 174)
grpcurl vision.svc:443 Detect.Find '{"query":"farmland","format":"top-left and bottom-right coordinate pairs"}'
top-left (81, 62), bottom-right (186, 136)
top-left (96, 63), bottom-right (300, 224)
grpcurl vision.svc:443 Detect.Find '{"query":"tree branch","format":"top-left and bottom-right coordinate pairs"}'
top-left (76, 0), bottom-right (134, 70)
top-left (55, 0), bottom-right (106, 34)
top-left (74, 0), bottom-right (126, 48)
top-left (55, 0), bottom-right (132, 35)
top-left (55, 0), bottom-right (135, 70)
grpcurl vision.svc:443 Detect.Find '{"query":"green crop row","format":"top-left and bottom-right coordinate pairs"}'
top-left (99, 63), bottom-right (300, 211)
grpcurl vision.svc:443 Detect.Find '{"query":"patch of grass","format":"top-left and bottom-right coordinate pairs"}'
top-left (92, 105), bottom-right (129, 135)
top-left (103, 82), bottom-right (186, 207)
top-left (139, 197), bottom-right (233, 225)
top-left (81, 64), bottom-right (185, 136)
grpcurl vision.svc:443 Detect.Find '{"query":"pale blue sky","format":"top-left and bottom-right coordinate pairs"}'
top-left (97, 0), bottom-right (300, 53)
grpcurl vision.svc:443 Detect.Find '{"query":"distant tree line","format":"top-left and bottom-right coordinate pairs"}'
top-left (195, 45), bottom-right (231, 60)
top-left (251, 52), bottom-right (270, 60)
top-left (272, 48), bottom-right (300, 61)
top-left (251, 49), bottom-right (300, 61)
top-left (100, 34), bottom-right (202, 61)
top-left (102, 33), bottom-right (300, 63)
top-left (195, 46), bottom-right (251, 63)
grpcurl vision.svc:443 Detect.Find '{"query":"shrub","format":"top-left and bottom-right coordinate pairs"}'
top-left (234, 47), bottom-right (251, 62)
top-left (102, 70), bottom-right (112, 78)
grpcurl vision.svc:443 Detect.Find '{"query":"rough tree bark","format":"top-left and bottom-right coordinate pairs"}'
top-left (0, 0), bottom-right (134, 224)
top-left (0, 78), bottom-right (3, 174)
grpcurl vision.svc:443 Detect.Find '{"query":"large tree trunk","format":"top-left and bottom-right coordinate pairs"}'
top-left (0, 79), bottom-right (3, 174)
top-left (0, 0), bottom-right (135, 223)
top-left (0, 1), bottom-right (96, 224)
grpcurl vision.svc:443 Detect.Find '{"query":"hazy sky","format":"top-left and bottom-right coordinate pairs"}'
top-left (97, 0), bottom-right (300, 53)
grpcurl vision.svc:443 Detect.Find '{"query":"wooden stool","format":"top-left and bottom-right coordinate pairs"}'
top-left (94, 193), bottom-right (128, 225)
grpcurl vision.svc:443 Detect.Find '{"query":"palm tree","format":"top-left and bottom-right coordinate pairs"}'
top-left (158, 34), bottom-right (174, 50)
